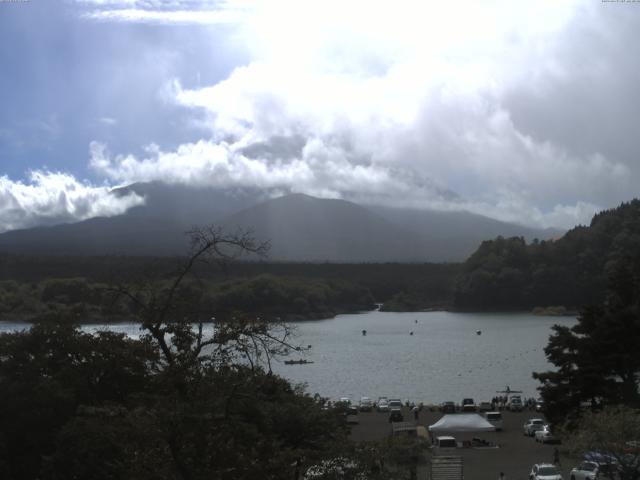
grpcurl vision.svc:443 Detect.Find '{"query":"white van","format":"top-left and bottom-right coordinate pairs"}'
top-left (434, 436), bottom-right (457, 449)
top-left (509, 396), bottom-right (523, 412)
top-left (484, 411), bottom-right (503, 431)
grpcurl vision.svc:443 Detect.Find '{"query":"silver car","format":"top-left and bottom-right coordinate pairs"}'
top-left (530, 463), bottom-right (563, 480)
top-left (535, 425), bottom-right (559, 444)
top-left (570, 461), bottom-right (617, 480)
top-left (524, 418), bottom-right (546, 436)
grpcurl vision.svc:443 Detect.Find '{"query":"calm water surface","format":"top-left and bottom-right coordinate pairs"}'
top-left (0, 310), bottom-right (575, 403)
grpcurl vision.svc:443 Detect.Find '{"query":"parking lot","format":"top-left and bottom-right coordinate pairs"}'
top-left (349, 407), bottom-right (577, 480)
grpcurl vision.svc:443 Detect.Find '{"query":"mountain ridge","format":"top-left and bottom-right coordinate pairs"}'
top-left (0, 182), bottom-right (562, 262)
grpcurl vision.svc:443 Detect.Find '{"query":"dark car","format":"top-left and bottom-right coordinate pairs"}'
top-left (441, 401), bottom-right (456, 413)
top-left (462, 398), bottom-right (476, 412)
top-left (389, 408), bottom-right (403, 422)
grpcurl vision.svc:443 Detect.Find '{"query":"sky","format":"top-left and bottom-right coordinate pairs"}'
top-left (1, 0), bottom-right (639, 233)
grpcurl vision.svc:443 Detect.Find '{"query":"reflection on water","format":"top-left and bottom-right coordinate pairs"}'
top-left (0, 310), bottom-right (575, 403)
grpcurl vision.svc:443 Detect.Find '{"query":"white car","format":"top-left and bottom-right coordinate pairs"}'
top-left (530, 463), bottom-right (563, 480)
top-left (524, 418), bottom-right (546, 436)
top-left (570, 461), bottom-right (617, 480)
top-left (359, 397), bottom-right (373, 411)
top-left (485, 411), bottom-right (503, 431)
top-left (535, 425), bottom-right (559, 444)
top-left (510, 397), bottom-right (524, 411)
top-left (377, 399), bottom-right (390, 412)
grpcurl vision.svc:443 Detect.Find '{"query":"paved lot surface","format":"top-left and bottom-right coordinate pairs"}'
top-left (349, 408), bottom-right (577, 480)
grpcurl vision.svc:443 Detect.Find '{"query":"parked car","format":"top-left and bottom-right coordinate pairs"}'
top-left (535, 398), bottom-right (545, 412)
top-left (461, 398), bottom-right (477, 412)
top-left (377, 399), bottom-right (390, 412)
top-left (478, 401), bottom-right (493, 412)
top-left (485, 411), bottom-right (503, 431)
top-left (524, 418), bottom-right (546, 436)
top-left (343, 399), bottom-right (358, 424)
top-left (441, 401), bottom-right (456, 413)
top-left (570, 461), bottom-right (619, 480)
top-left (389, 408), bottom-right (403, 422)
top-left (359, 397), bottom-right (373, 412)
top-left (510, 396), bottom-right (524, 412)
top-left (530, 463), bottom-right (563, 480)
top-left (583, 451), bottom-right (619, 466)
top-left (434, 436), bottom-right (457, 449)
top-left (337, 397), bottom-right (358, 415)
top-left (535, 425), bottom-right (559, 444)
top-left (388, 398), bottom-right (403, 409)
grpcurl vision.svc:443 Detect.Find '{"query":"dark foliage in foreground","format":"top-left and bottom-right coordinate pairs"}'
top-left (0, 227), bottom-right (358, 480)
top-left (565, 406), bottom-right (640, 480)
top-left (0, 322), bottom-right (348, 480)
top-left (533, 256), bottom-right (640, 427)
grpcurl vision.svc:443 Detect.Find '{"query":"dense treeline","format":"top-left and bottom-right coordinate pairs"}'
top-left (0, 274), bottom-right (376, 323)
top-left (0, 256), bottom-right (460, 316)
top-left (453, 199), bottom-right (640, 310)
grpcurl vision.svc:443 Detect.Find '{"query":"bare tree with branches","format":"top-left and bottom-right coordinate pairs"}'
top-left (108, 225), bottom-right (306, 375)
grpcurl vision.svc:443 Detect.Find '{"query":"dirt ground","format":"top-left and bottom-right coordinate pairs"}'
top-left (349, 407), bottom-right (578, 480)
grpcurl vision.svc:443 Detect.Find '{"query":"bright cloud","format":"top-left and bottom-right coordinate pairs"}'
top-left (82, 0), bottom-right (636, 229)
top-left (4, 0), bottom-right (638, 231)
top-left (0, 171), bottom-right (144, 233)
top-left (80, 0), bottom-right (252, 24)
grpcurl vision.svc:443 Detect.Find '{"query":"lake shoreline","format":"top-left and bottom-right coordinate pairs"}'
top-left (0, 306), bottom-right (576, 326)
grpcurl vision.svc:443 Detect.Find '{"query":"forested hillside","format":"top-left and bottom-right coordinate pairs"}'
top-left (453, 200), bottom-right (640, 310)
top-left (0, 275), bottom-right (376, 323)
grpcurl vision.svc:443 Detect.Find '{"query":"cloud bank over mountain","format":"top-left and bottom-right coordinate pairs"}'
top-left (1, 1), bottom-right (639, 232)
top-left (0, 172), bottom-right (143, 233)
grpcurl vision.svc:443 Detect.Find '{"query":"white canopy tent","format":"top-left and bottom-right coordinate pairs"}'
top-left (428, 414), bottom-right (496, 434)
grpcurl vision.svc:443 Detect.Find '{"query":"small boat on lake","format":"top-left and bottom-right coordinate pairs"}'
top-left (284, 359), bottom-right (314, 365)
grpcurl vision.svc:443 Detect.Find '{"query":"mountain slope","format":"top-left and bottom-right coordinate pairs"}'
top-left (370, 205), bottom-right (562, 259)
top-left (0, 182), bottom-right (562, 261)
top-left (221, 193), bottom-right (444, 262)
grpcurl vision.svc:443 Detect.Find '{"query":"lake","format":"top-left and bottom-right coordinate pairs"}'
top-left (0, 310), bottom-right (575, 404)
